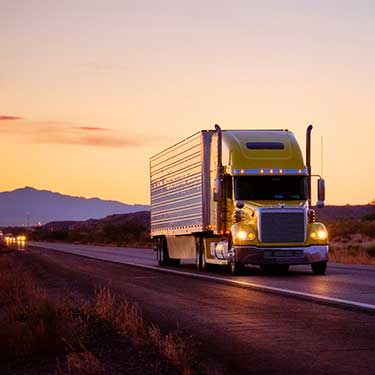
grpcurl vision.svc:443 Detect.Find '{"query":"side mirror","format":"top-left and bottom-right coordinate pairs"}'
top-left (317, 178), bottom-right (325, 208)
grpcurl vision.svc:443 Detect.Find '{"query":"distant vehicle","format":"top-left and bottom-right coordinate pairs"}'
top-left (150, 125), bottom-right (328, 275)
top-left (4, 233), bottom-right (15, 243)
top-left (3, 233), bottom-right (26, 244)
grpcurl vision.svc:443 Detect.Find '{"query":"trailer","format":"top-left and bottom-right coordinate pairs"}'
top-left (150, 125), bottom-right (328, 275)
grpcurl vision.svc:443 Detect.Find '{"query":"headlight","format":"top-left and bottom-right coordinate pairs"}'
top-left (310, 228), bottom-right (328, 240)
top-left (237, 231), bottom-right (248, 240)
top-left (236, 230), bottom-right (256, 241)
top-left (317, 230), bottom-right (327, 240)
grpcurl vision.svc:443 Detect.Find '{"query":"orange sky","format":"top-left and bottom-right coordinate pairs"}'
top-left (1, 0), bottom-right (374, 205)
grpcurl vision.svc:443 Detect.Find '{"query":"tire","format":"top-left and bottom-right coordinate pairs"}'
top-left (311, 261), bottom-right (327, 275)
top-left (196, 240), bottom-right (203, 271)
top-left (260, 264), bottom-right (290, 274)
top-left (158, 237), bottom-right (180, 267)
top-left (229, 261), bottom-right (244, 276)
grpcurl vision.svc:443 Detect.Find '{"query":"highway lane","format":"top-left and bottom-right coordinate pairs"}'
top-left (19, 245), bottom-right (375, 374)
top-left (28, 241), bottom-right (375, 311)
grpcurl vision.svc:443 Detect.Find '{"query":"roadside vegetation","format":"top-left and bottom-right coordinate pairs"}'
top-left (2, 206), bottom-right (375, 265)
top-left (3, 211), bottom-right (153, 248)
top-left (0, 252), bottom-right (194, 374)
top-left (326, 211), bottom-right (375, 265)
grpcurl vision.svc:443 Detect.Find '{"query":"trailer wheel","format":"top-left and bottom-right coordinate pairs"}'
top-left (158, 237), bottom-right (180, 267)
top-left (195, 235), bottom-right (207, 271)
top-left (311, 261), bottom-right (327, 275)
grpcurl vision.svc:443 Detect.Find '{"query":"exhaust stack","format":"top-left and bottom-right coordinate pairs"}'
top-left (215, 124), bottom-right (224, 234)
top-left (306, 125), bottom-right (313, 206)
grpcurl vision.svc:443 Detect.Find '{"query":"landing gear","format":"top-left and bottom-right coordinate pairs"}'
top-left (157, 237), bottom-right (180, 266)
top-left (311, 261), bottom-right (327, 275)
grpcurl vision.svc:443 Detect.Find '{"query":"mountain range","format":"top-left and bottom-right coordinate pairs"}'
top-left (0, 187), bottom-right (149, 226)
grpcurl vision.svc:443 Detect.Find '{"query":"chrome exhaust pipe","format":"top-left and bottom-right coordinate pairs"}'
top-left (306, 125), bottom-right (313, 206)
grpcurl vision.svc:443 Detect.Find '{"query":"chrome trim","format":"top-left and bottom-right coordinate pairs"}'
top-left (258, 207), bottom-right (307, 243)
top-left (233, 245), bottom-right (329, 265)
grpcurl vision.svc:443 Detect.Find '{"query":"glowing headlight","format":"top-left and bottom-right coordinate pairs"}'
top-left (317, 230), bottom-right (327, 240)
top-left (237, 231), bottom-right (247, 240)
top-left (236, 230), bottom-right (256, 241)
top-left (310, 229), bottom-right (327, 240)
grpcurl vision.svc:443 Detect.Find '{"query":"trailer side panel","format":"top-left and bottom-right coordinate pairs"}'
top-left (151, 131), bottom-right (211, 236)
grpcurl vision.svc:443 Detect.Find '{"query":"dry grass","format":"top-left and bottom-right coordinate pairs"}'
top-left (326, 218), bottom-right (375, 265)
top-left (330, 241), bottom-right (375, 265)
top-left (0, 256), bottom-right (86, 360)
top-left (0, 255), bottom-right (193, 374)
top-left (92, 288), bottom-right (193, 372)
top-left (66, 351), bottom-right (104, 374)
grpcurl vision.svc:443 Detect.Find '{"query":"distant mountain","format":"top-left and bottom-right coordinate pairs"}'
top-left (0, 187), bottom-right (149, 226)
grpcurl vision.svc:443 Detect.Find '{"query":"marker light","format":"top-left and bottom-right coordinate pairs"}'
top-left (247, 232), bottom-right (256, 240)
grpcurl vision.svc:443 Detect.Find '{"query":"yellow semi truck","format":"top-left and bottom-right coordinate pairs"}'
top-left (150, 125), bottom-right (328, 275)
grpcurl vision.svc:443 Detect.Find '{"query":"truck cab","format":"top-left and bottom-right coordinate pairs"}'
top-left (209, 128), bottom-right (328, 275)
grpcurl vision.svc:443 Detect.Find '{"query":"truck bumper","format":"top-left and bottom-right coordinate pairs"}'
top-left (231, 245), bottom-right (329, 265)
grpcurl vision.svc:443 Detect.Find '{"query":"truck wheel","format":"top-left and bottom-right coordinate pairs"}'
top-left (229, 261), bottom-right (244, 276)
top-left (158, 237), bottom-right (181, 267)
top-left (311, 261), bottom-right (327, 275)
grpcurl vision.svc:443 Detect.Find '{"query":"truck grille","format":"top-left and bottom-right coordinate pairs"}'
top-left (259, 210), bottom-right (306, 243)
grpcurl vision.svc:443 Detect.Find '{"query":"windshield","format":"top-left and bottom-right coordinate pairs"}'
top-left (234, 176), bottom-right (308, 201)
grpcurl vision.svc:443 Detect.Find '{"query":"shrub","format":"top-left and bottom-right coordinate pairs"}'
top-left (366, 245), bottom-right (375, 258)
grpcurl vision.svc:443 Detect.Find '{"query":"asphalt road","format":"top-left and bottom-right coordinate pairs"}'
top-left (27, 241), bottom-right (375, 311)
top-left (21, 242), bottom-right (375, 374)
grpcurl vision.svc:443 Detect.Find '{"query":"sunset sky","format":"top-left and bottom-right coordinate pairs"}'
top-left (1, 0), bottom-right (374, 205)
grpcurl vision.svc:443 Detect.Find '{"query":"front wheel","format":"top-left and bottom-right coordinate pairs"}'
top-left (311, 261), bottom-right (327, 275)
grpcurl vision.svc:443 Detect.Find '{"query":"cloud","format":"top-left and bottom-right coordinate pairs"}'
top-left (0, 119), bottom-right (137, 148)
top-left (0, 115), bottom-right (23, 120)
top-left (75, 126), bottom-right (111, 132)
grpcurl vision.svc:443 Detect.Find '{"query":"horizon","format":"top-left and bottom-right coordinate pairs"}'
top-left (1, 1), bottom-right (375, 205)
top-left (1, 185), bottom-right (373, 207)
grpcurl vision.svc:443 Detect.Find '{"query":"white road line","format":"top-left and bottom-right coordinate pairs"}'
top-left (29, 244), bottom-right (375, 313)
